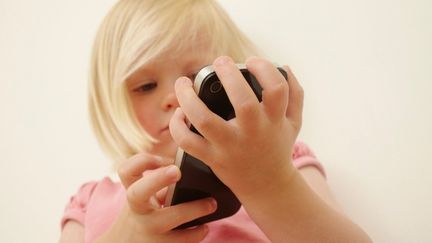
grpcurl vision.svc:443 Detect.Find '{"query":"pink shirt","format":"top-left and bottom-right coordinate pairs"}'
top-left (61, 142), bottom-right (325, 243)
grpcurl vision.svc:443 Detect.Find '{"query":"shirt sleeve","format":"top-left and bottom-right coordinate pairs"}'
top-left (60, 181), bottom-right (98, 229)
top-left (292, 141), bottom-right (326, 178)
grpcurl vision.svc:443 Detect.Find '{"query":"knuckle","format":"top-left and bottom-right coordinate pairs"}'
top-left (270, 81), bottom-right (289, 97)
top-left (117, 163), bottom-right (128, 180)
top-left (167, 209), bottom-right (184, 226)
top-left (117, 153), bottom-right (151, 185)
top-left (146, 221), bottom-right (165, 235)
top-left (193, 116), bottom-right (212, 132)
top-left (126, 185), bottom-right (140, 204)
top-left (297, 85), bottom-right (305, 98)
top-left (176, 134), bottom-right (193, 151)
top-left (246, 56), bottom-right (267, 67)
top-left (118, 155), bottom-right (139, 179)
top-left (237, 100), bottom-right (259, 117)
top-left (294, 121), bottom-right (302, 131)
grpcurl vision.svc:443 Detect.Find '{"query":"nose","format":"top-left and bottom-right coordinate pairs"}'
top-left (161, 89), bottom-right (179, 111)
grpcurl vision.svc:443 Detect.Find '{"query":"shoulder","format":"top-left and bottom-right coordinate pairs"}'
top-left (61, 177), bottom-right (122, 229)
top-left (292, 141), bottom-right (316, 159)
top-left (292, 141), bottom-right (326, 178)
top-left (69, 177), bottom-right (120, 204)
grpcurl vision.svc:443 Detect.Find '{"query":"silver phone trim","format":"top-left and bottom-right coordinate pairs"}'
top-left (164, 148), bottom-right (186, 207)
top-left (164, 64), bottom-right (246, 208)
top-left (193, 64), bottom-right (248, 93)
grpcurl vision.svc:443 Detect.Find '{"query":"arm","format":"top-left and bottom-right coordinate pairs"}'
top-left (59, 221), bottom-right (85, 243)
top-left (239, 165), bottom-right (372, 243)
top-left (299, 166), bottom-right (342, 212)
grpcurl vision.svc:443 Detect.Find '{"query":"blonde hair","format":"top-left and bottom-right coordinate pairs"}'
top-left (89, 0), bottom-right (259, 167)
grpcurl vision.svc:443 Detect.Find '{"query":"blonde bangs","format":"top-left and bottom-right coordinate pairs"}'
top-left (122, 0), bottom-right (260, 79)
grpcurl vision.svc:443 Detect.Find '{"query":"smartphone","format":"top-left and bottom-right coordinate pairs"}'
top-left (164, 64), bottom-right (288, 229)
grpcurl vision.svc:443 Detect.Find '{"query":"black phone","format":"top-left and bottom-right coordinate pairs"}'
top-left (164, 64), bottom-right (288, 229)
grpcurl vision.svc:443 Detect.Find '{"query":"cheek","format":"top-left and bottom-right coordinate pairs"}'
top-left (132, 101), bottom-right (160, 137)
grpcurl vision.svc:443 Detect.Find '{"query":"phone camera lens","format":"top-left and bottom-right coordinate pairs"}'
top-left (210, 81), bottom-right (222, 94)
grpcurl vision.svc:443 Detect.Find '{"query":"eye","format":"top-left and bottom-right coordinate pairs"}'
top-left (133, 82), bottom-right (157, 93)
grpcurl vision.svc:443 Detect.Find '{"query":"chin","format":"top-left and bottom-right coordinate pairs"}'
top-left (151, 141), bottom-right (178, 159)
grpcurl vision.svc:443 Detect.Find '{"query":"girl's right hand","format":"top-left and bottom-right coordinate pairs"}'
top-left (95, 153), bottom-right (217, 243)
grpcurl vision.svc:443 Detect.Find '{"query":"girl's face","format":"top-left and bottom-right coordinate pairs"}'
top-left (126, 48), bottom-right (214, 158)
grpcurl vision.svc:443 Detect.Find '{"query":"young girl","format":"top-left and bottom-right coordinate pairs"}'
top-left (60, 0), bottom-right (371, 242)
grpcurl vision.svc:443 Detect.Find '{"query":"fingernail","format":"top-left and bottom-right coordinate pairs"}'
top-left (165, 165), bottom-right (179, 179)
top-left (247, 56), bottom-right (259, 62)
top-left (209, 198), bottom-right (217, 212)
top-left (178, 77), bottom-right (191, 85)
top-left (214, 56), bottom-right (233, 66)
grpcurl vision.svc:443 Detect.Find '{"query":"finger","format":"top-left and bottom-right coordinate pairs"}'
top-left (156, 187), bottom-right (168, 205)
top-left (150, 197), bottom-right (217, 232)
top-left (212, 56), bottom-right (261, 125)
top-left (118, 153), bottom-right (171, 189)
top-left (283, 65), bottom-right (304, 128)
top-left (174, 77), bottom-right (229, 145)
top-left (164, 225), bottom-right (209, 243)
top-left (169, 107), bottom-right (213, 163)
top-left (246, 56), bottom-right (289, 122)
top-left (127, 165), bottom-right (181, 214)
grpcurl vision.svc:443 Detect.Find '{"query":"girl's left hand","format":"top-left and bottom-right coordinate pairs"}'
top-left (169, 56), bottom-right (304, 199)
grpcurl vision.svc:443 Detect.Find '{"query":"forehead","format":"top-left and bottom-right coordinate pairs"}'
top-left (123, 31), bottom-right (222, 85)
top-left (150, 40), bottom-right (215, 68)
top-left (126, 45), bottom-right (214, 84)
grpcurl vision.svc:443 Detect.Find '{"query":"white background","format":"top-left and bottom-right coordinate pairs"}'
top-left (1, 0), bottom-right (431, 242)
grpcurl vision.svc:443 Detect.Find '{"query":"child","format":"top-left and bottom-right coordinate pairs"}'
top-left (60, 0), bottom-right (371, 242)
